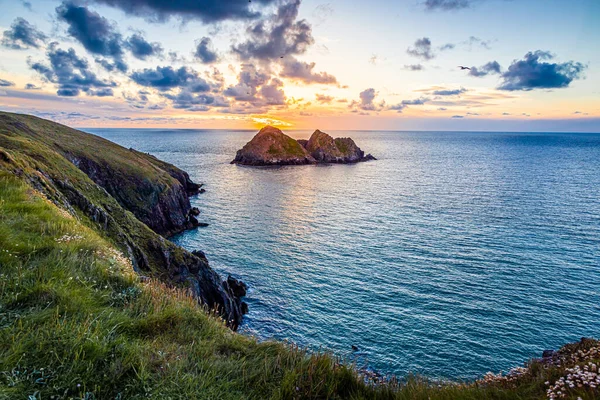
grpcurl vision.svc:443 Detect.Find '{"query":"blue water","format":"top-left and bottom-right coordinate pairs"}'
top-left (86, 128), bottom-right (600, 380)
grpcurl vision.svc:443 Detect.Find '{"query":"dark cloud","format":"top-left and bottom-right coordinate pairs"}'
top-left (315, 93), bottom-right (333, 104)
top-left (56, 2), bottom-right (127, 72)
top-left (497, 51), bottom-right (586, 91)
top-left (130, 66), bottom-right (209, 91)
top-left (1, 17), bottom-right (47, 50)
top-left (125, 33), bottom-right (163, 60)
top-left (94, 58), bottom-right (127, 72)
top-left (25, 83), bottom-right (41, 90)
top-left (0, 79), bottom-right (15, 87)
top-left (407, 37), bottom-right (434, 61)
top-left (162, 91), bottom-right (226, 110)
top-left (433, 88), bottom-right (467, 96)
top-left (194, 37), bottom-right (218, 64)
top-left (87, 0), bottom-right (277, 23)
top-left (260, 78), bottom-right (286, 105)
top-left (223, 63), bottom-right (282, 108)
top-left (29, 43), bottom-right (117, 97)
top-left (423, 0), bottom-right (472, 10)
top-left (232, 0), bottom-right (314, 61)
top-left (21, 1), bottom-right (33, 11)
top-left (389, 97), bottom-right (429, 113)
top-left (403, 64), bottom-right (424, 71)
top-left (439, 43), bottom-right (455, 51)
top-left (279, 57), bottom-right (337, 84)
top-left (468, 61), bottom-right (501, 77)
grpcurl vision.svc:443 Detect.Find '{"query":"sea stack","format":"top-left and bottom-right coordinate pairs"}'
top-left (304, 129), bottom-right (376, 163)
top-left (231, 126), bottom-right (376, 166)
top-left (231, 126), bottom-right (315, 165)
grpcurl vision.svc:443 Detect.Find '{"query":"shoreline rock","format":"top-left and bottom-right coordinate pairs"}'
top-left (231, 126), bottom-right (376, 166)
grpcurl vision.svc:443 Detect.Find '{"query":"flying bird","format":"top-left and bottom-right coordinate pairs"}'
top-left (458, 66), bottom-right (471, 70)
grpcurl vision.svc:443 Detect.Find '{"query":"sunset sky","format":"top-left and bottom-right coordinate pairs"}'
top-left (0, 0), bottom-right (599, 131)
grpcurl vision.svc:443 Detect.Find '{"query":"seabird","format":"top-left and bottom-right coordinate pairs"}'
top-left (458, 66), bottom-right (471, 70)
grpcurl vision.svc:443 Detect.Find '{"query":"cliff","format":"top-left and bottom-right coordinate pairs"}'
top-left (0, 111), bottom-right (246, 328)
top-left (232, 126), bottom-right (376, 166)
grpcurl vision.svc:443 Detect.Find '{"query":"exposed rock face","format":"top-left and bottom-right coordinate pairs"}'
top-left (64, 150), bottom-right (201, 237)
top-left (306, 130), bottom-right (376, 163)
top-left (231, 126), bottom-right (315, 165)
top-left (0, 111), bottom-right (247, 329)
top-left (232, 126), bottom-right (375, 166)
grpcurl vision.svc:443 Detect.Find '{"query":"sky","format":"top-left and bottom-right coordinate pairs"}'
top-left (0, 0), bottom-right (599, 131)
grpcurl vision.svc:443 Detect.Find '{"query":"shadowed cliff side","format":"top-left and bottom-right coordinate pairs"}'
top-left (0, 111), bottom-right (246, 328)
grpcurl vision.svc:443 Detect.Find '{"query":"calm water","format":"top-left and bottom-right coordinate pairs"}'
top-left (86, 128), bottom-right (600, 380)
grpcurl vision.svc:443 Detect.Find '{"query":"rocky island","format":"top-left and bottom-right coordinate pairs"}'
top-left (231, 126), bottom-right (376, 166)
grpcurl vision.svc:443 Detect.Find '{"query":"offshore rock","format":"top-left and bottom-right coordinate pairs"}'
top-left (232, 126), bottom-right (376, 165)
top-left (231, 126), bottom-right (315, 165)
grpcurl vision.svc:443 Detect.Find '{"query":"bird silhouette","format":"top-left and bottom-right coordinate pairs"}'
top-left (458, 66), bottom-right (471, 70)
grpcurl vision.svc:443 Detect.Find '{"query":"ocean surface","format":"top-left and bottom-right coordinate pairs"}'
top-left (86, 128), bottom-right (600, 380)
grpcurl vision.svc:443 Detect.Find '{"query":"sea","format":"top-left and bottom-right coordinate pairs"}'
top-left (85, 128), bottom-right (600, 380)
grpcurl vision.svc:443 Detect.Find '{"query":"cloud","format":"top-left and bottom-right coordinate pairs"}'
top-left (403, 64), bottom-right (425, 71)
top-left (29, 43), bottom-right (117, 97)
top-left (468, 61), bottom-right (501, 77)
top-left (194, 37), bottom-right (218, 64)
top-left (25, 83), bottom-right (41, 90)
top-left (432, 88), bottom-right (467, 96)
top-left (388, 97), bottom-right (429, 113)
top-left (438, 107), bottom-right (447, 111)
top-left (260, 78), bottom-right (286, 105)
top-left (125, 33), bottom-right (163, 60)
top-left (497, 51), bottom-right (586, 91)
top-left (279, 57), bottom-right (337, 84)
top-left (465, 36), bottom-right (491, 50)
top-left (162, 91), bottom-right (228, 110)
top-left (1, 18), bottom-right (47, 50)
top-left (130, 66), bottom-right (209, 91)
top-left (439, 43), bottom-right (455, 51)
top-left (223, 63), bottom-right (269, 101)
top-left (232, 0), bottom-right (314, 61)
top-left (315, 93), bottom-right (333, 104)
top-left (423, 0), bottom-right (472, 10)
top-left (452, 115), bottom-right (464, 118)
top-left (357, 88), bottom-right (378, 111)
top-left (87, 0), bottom-right (278, 23)
top-left (407, 37), bottom-right (434, 61)
top-left (0, 79), bottom-right (15, 87)
top-left (56, 2), bottom-right (127, 72)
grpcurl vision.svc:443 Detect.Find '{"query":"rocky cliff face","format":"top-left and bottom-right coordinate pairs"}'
top-left (0, 111), bottom-right (246, 329)
top-left (231, 126), bottom-right (315, 165)
top-left (65, 152), bottom-right (201, 237)
top-left (232, 126), bottom-right (375, 166)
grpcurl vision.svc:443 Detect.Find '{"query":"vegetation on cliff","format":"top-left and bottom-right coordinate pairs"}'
top-left (0, 111), bottom-right (246, 328)
top-left (0, 113), bottom-right (598, 399)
